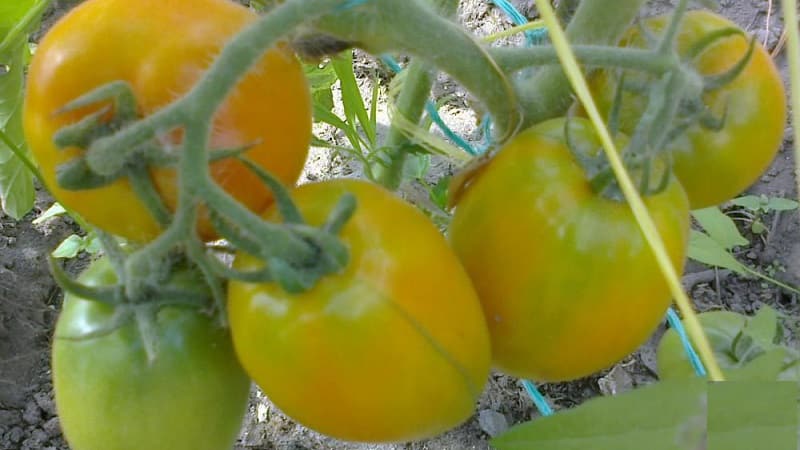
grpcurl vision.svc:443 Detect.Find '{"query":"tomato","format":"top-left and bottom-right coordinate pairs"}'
top-left (52, 257), bottom-right (251, 450)
top-left (589, 10), bottom-right (786, 209)
top-left (448, 118), bottom-right (690, 382)
top-left (227, 179), bottom-right (491, 442)
top-left (24, 0), bottom-right (311, 242)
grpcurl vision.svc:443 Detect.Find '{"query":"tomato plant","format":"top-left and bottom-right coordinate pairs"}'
top-left (449, 118), bottom-right (690, 382)
top-left (52, 257), bottom-right (251, 450)
top-left (23, 0), bottom-right (311, 242)
top-left (657, 308), bottom-right (799, 382)
top-left (227, 179), bottom-right (491, 442)
top-left (589, 10), bottom-right (786, 209)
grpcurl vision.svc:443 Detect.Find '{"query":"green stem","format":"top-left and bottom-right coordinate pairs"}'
top-left (371, 0), bottom-right (460, 189)
top-left (515, 0), bottom-right (647, 128)
top-left (743, 266), bottom-right (800, 296)
top-left (315, 0), bottom-right (521, 143)
top-left (783, 0), bottom-right (800, 200)
top-left (200, 180), bottom-right (315, 263)
top-left (490, 46), bottom-right (673, 75)
top-left (0, 0), bottom-right (51, 56)
top-left (0, 128), bottom-right (42, 182)
top-left (373, 61), bottom-right (435, 189)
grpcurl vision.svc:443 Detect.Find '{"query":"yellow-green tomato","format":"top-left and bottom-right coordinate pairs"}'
top-left (228, 179), bottom-right (491, 442)
top-left (449, 118), bottom-right (690, 382)
top-left (590, 10), bottom-right (786, 209)
top-left (52, 257), bottom-right (250, 450)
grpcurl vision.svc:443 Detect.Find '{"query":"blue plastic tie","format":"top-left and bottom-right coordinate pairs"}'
top-left (666, 307), bottom-right (707, 377)
top-left (490, 0), bottom-right (549, 46)
top-left (380, 55), bottom-right (478, 155)
top-left (522, 380), bottom-right (555, 416)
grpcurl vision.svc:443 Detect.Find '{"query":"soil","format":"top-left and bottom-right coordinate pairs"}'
top-left (1, 1), bottom-right (797, 449)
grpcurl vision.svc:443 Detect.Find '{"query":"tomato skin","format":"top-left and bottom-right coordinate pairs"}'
top-left (52, 258), bottom-right (251, 450)
top-left (24, 0), bottom-right (311, 242)
top-left (590, 10), bottom-right (786, 209)
top-left (228, 179), bottom-right (491, 442)
top-left (449, 118), bottom-right (690, 382)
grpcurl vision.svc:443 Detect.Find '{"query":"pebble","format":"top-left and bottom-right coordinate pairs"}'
top-left (43, 417), bottom-right (61, 439)
top-left (22, 401), bottom-right (41, 425)
top-left (6, 426), bottom-right (24, 444)
top-left (478, 409), bottom-right (509, 437)
top-left (34, 392), bottom-right (56, 417)
top-left (22, 428), bottom-right (48, 448)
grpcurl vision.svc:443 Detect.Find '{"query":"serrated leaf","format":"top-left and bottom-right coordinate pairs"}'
top-left (688, 230), bottom-right (748, 275)
top-left (52, 235), bottom-right (85, 259)
top-left (491, 379), bottom-right (707, 450)
top-left (691, 207), bottom-right (748, 249)
top-left (657, 311), bottom-right (746, 380)
top-left (726, 348), bottom-right (787, 381)
top-left (766, 197), bottom-right (799, 211)
top-left (32, 202), bottom-right (67, 225)
top-left (743, 306), bottom-right (780, 349)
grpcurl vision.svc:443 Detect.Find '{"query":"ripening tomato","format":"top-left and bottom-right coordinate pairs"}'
top-left (52, 257), bottom-right (251, 450)
top-left (449, 118), bottom-right (690, 382)
top-left (228, 179), bottom-right (491, 442)
top-left (24, 0), bottom-right (311, 241)
top-left (589, 10), bottom-right (786, 209)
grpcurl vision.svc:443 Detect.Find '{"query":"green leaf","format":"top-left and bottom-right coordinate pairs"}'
top-left (404, 153), bottom-right (430, 179)
top-left (765, 197), bottom-right (799, 211)
top-left (708, 381), bottom-right (799, 450)
top-left (729, 195), bottom-right (764, 211)
top-left (726, 348), bottom-right (787, 381)
top-left (744, 306), bottom-right (780, 349)
top-left (491, 379), bottom-right (707, 450)
top-left (0, 39), bottom-right (34, 219)
top-left (657, 311), bottom-right (747, 380)
top-left (52, 235), bottom-right (85, 259)
top-left (32, 202), bottom-right (67, 225)
top-left (84, 232), bottom-right (103, 254)
top-left (332, 52), bottom-right (376, 146)
top-left (0, 0), bottom-right (37, 29)
top-left (687, 230), bottom-right (748, 275)
top-left (312, 103), bottom-right (363, 152)
top-left (429, 176), bottom-right (450, 211)
top-left (306, 62), bottom-right (337, 113)
top-left (691, 207), bottom-right (748, 249)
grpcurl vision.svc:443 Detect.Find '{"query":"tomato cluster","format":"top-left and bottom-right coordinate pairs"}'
top-left (23, 0), bottom-right (786, 448)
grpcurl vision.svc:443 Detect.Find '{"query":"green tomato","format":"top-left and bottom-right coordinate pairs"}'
top-left (52, 257), bottom-right (251, 450)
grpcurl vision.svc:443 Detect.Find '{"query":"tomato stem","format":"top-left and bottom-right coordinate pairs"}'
top-left (491, 46), bottom-right (674, 75)
top-left (515, 0), bottom-right (647, 128)
top-left (315, 0), bottom-right (521, 143)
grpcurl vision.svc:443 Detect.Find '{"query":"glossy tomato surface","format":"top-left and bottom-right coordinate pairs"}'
top-left (591, 10), bottom-right (786, 208)
top-left (52, 257), bottom-right (250, 450)
top-left (228, 179), bottom-right (491, 442)
top-left (449, 118), bottom-right (690, 382)
top-left (24, 0), bottom-right (311, 241)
